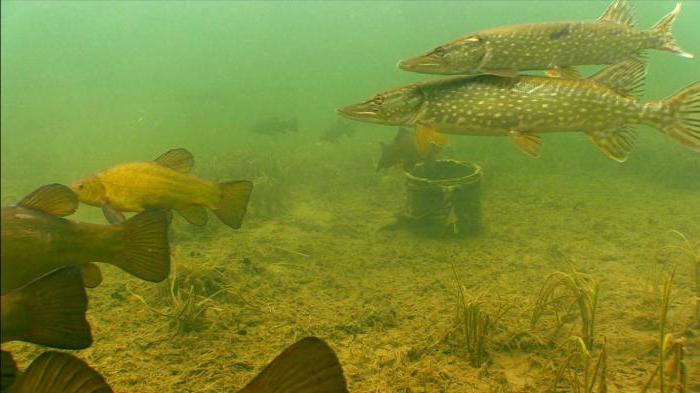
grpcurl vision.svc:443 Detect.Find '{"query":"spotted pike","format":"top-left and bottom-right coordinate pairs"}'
top-left (338, 59), bottom-right (700, 161)
top-left (399, 0), bottom-right (693, 77)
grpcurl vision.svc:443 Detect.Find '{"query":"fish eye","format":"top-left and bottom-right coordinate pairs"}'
top-left (433, 46), bottom-right (446, 56)
top-left (78, 184), bottom-right (84, 190)
top-left (373, 95), bottom-right (385, 105)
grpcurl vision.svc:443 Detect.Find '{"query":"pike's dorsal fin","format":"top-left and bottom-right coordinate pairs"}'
top-left (587, 128), bottom-right (637, 162)
top-left (18, 184), bottom-right (79, 217)
top-left (597, 0), bottom-right (635, 27)
top-left (589, 58), bottom-right (646, 97)
top-left (154, 148), bottom-right (194, 173)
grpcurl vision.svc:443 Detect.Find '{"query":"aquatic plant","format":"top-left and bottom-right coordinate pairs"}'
top-left (129, 263), bottom-right (222, 335)
top-left (531, 271), bottom-right (600, 350)
top-left (641, 269), bottom-right (688, 393)
top-left (451, 273), bottom-right (493, 367)
top-left (549, 337), bottom-right (607, 393)
top-left (655, 230), bottom-right (699, 327)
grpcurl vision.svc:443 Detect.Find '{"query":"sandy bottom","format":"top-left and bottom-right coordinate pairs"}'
top-left (3, 167), bottom-right (699, 392)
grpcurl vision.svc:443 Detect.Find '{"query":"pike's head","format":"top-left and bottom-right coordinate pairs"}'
top-left (337, 85), bottom-right (423, 126)
top-left (399, 35), bottom-right (486, 75)
top-left (70, 175), bottom-right (105, 207)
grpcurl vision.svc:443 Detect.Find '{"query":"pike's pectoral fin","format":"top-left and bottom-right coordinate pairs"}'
top-left (545, 66), bottom-right (581, 79)
top-left (597, 0), bottom-right (635, 27)
top-left (415, 125), bottom-right (448, 157)
top-left (80, 263), bottom-right (103, 288)
top-left (589, 58), bottom-right (646, 97)
top-left (176, 205), bottom-right (208, 226)
top-left (586, 128), bottom-right (637, 162)
top-left (484, 69), bottom-right (519, 78)
top-left (509, 131), bottom-right (542, 158)
top-left (18, 184), bottom-right (79, 217)
top-left (154, 148), bottom-right (194, 173)
top-left (102, 204), bottom-right (126, 224)
top-left (10, 351), bottom-right (112, 393)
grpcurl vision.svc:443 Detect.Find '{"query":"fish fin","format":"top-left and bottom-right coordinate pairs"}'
top-left (662, 82), bottom-right (700, 151)
top-left (589, 58), bottom-right (646, 97)
top-left (1, 350), bottom-right (18, 391)
top-left (586, 128), bottom-right (637, 162)
top-left (10, 351), bottom-right (112, 393)
top-left (238, 337), bottom-right (348, 393)
top-left (112, 210), bottom-right (171, 282)
top-left (484, 69), bottom-right (519, 78)
top-left (545, 66), bottom-right (581, 79)
top-left (650, 3), bottom-right (693, 59)
top-left (16, 266), bottom-right (92, 349)
top-left (509, 131), bottom-right (542, 158)
top-left (415, 125), bottom-right (447, 157)
top-left (597, 0), bottom-right (635, 27)
top-left (376, 142), bottom-right (393, 171)
top-left (213, 181), bottom-right (253, 229)
top-left (176, 205), bottom-right (208, 226)
top-left (101, 204), bottom-right (125, 224)
top-left (18, 184), bottom-right (78, 217)
top-left (80, 263), bottom-right (103, 288)
top-left (154, 148), bottom-right (194, 173)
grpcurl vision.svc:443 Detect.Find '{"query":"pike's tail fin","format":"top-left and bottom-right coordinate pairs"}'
top-left (650, 3), bottom-right (694, 59)
top-left (662, 82), bottom-right (700, 151)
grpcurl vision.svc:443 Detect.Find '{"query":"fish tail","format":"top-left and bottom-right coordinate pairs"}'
top-left (238, 337), bottom-right (348, 393)
top-left (12, 267), bottom-right (92, 349)
top-left (650, 2), bottom-right (694, 58)
top-left (10, 351), bottom-right (112, 393)
top-left (113, 210), bottom-right (171, 282)
top-left (213, 181), bottom-right (253, 229)
top-left (661, 82), bottom-right (700, 151)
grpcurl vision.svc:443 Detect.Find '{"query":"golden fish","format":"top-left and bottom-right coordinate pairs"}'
top-left (1, 266), bottom-right (91, 349)
top-left (399, 0), bottom-right (693, 77)
top-left (1, 184), bottom-right (170, 293)
top-left (5, 351), bottom-right (112, 393)
top-left (377, 127), bottom-right (443, 171)
top-left (71, 148), bottom-right (253, 229)
top-left (339, 59), bottom-right (700, 162)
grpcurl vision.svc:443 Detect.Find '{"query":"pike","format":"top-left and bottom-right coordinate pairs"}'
top-left (399, 0), bottom-right (693, 78)
top-left (338, 59), bottom-right (700, 162)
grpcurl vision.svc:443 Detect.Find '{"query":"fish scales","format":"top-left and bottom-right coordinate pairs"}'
top-left (419, 76), bottom-right (641, 136)
top-left (100, 163), bottom-right (219, 211)
top-left (480, 22), bottom-right (652, 70)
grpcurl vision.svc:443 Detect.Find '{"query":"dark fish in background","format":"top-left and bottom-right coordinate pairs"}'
top-left (399, 0), bottom-right (693, 78)
top-left (1, 184), bottom-right (171, 293)
top-left (70, 149), bottom-right (253, 229)
top-left (249, 116), bottom-right (299, 136)
top-left (6, 351), bottom-right (112, 393)
top-left (1, 266), bottom-right (91, 349)
top-left (377, 128), bottom-right (443, 171)
top-left (238, 336), bottom-right (347, 393)
top-left (320, 119), bottom-right (356, 143)
top-left (340, 59), bottom-right (700, 162)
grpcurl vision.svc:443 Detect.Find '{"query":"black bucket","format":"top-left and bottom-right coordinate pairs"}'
top-left (404, 159), bottom-right (482, 237)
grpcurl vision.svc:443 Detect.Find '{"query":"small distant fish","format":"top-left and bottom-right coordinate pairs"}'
top-left (238, 336), bottom-right (347, 393)
top-left (1, 266), bottom-right (91, 349)
top-left (339, 59), bottom-right (700, 162)
top-left (5, 351), bottom-right (112, 393)
top-left (377, 128), bottom-right (443, 171)
top-left (399, 0), bottom-right (693, 77)
top-left (71, 148), bottom-right (253, 229)
top-left (320, 119), bottom-right (356, 143)
top-left (1, 184), bottom-right (171, 293)
top-left (249, 116), bottom-right (299, 136)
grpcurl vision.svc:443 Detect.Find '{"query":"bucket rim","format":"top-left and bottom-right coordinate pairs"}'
top-left (404, 159), bottom-right (482, 185)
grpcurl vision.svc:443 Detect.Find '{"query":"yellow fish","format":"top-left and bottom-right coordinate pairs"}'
top-left (71, 148), bottom-right (253, 229)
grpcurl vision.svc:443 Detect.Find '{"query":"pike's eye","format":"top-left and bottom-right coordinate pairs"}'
top-left (373, 95), bottom-right (384, 105)
top-left (433, 47), bottom-right (446, 57)
top-left (78, 184), bottom-right (84, 190)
